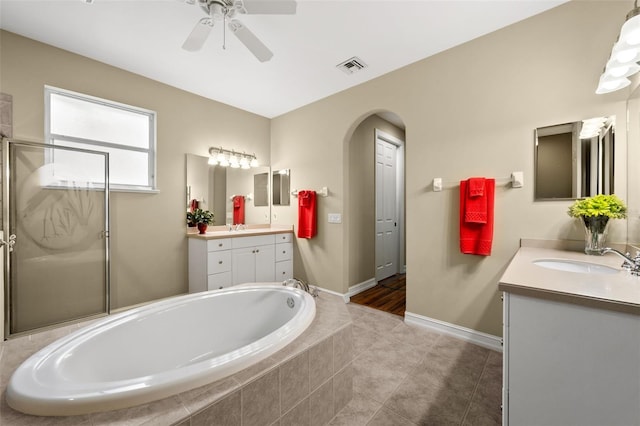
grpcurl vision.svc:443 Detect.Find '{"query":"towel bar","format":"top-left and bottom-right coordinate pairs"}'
top-left (432, 172), bottom-right (523, 192)
top-left (291, 187), bottom-right (329, 197)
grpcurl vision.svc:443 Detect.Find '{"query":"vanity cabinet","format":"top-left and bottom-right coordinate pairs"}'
top-left (502, 291), bottom-right (640, 426)
top-left (275, 233), bottom-right (293, 280)
top-left (231, 235), bottom-right (276, 285)
top-left (188, 232), bottom-right (293, 293)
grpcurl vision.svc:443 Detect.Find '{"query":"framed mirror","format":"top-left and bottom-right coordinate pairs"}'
top-left (534, 116), bottom-right (615, 200)
top-left (272, 169), bottom-right (290, 206)
top-left (185, 154), bottom-right (270, 225)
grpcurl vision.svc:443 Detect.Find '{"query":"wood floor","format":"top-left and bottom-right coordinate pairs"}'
top-left (350, 274), bottom-right (406, 316)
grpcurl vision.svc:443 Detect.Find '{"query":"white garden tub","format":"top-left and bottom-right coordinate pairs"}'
top-left (6, 284), bottom-right (316, 416)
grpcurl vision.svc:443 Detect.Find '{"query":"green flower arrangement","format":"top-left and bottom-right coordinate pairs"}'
top-left (567, 194), bottom-right (627, 219)
top-left (187, 208), bottom-right (214, 225)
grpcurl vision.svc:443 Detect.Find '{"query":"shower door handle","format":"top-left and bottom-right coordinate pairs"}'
top-left (0, 234), bottom-right (16, 252)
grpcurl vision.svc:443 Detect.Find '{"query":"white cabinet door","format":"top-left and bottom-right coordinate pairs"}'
top-left (255, 244), bottom-right (275, 282)
top-left (232, 247), bottom-right (256, 285)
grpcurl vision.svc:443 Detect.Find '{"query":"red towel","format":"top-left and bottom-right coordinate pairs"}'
top-left (464, 177), bottom-right (488, 223)
top-left (460, 178), bottom-right (495, 256)
top-left (232, 195), bottom-right (245, 225)
top-left (297, 190), bottom-right (317, 239)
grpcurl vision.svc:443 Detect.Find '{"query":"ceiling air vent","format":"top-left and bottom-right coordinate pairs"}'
top-left (337, 57), bottom-right (367, 75)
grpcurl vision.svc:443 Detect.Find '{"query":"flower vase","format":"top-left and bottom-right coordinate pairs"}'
top-left (197, 223), bottom-right (208, 234)
top-left (582, 216), bottom-right (610, 255)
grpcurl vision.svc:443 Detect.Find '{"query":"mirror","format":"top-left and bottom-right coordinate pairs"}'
top-left (535, 116), bottom-right (615, 200)
top-left (272, 169), bottom-right (291, 206)
top-left (253, 172), bottom-right (269, 206)
top-left (186, 154), bottom-right (270, 225)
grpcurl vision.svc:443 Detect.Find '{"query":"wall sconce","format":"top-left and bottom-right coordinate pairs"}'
top-left (208, 146), bottom-right (258, 169)
top-left (596, 1), bottom-right (640, 94)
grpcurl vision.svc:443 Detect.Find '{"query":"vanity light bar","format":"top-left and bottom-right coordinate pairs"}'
top-left (596, 1), bottom-right (640, 94)
top-left (208, 146), bottom-right (258, 168)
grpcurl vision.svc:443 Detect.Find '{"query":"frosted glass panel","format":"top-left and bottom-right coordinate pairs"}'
top-left (45, 145), bottom-right (106, 189)
top-left (58, 140), bottom-right (149, 187)
top-left (51, 93), bottom-right (150, 149)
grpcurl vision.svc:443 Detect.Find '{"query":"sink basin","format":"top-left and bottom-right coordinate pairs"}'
top-left (533, 258), bottom-right (619, 275)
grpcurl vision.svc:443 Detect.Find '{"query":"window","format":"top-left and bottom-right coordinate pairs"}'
top-left (45, 86), bottom-right (157, 192)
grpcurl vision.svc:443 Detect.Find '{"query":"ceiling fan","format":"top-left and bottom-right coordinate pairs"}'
top-left (182, 0), bottom-right (296, 62)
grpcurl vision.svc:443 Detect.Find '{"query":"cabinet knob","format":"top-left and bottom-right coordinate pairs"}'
top-left (219, 261), bottom-right (223, 264)
top-left (252, 250), bottom-right (256, 253)
top-left (282, 250), bottom-right (286, 254)
top-left (218, 243), bottom-right (223, 247)
top-left (219, 286), bottom-right (223, 289)
top-left (282, 271), bottom-right (286, 275)
top-left (256, 249), bottom-right (260, 253)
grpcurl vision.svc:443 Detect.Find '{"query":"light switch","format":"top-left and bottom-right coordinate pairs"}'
top-left (328, 213), bottom-right (342, 224)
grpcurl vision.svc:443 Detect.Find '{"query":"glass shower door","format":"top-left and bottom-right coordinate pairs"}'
top-left (3, 139), bottom-right (109, 336)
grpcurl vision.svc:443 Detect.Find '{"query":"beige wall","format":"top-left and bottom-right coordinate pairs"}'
top-left (348, 114), bottom-right (405, 286)
top-left (271, 1), bottom-right (631, 336)
top-left (0, 31), bottom-right (271, 311)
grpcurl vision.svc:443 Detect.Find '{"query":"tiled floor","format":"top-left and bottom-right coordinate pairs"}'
top-left (330, 302), bottom-right (502, 426)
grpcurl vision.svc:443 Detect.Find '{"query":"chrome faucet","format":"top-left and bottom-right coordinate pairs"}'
top-left (599, 248), bottom-right (640, 275)
top-left (283, 278), bottom-right (318, 297)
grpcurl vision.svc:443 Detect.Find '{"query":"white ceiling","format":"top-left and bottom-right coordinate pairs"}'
top-left (0, 0), bottom-right (566, 118)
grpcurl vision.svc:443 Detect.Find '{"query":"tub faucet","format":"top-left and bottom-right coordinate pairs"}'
top-left (599, 248), bottom-right (640, 275)
top-left (283, 278), bottom-right (318, 297)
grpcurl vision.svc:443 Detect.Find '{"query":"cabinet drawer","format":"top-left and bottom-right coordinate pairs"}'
top-left (207, 250), bottom-right (232, 274)
top-left (207, 271), bottom-right (232, 290)
top-left (276, 260), bottom-right (293, 280)
top-left (232, 234), bottom-right (275, 249)
top-left (207, 238), bottom-right (232, 252)
top-left (276, 233), bottom-right (293, 244)
top-left (276, 242), bottom-right (293, 262)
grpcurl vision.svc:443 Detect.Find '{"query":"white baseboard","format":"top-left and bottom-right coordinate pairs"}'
top-left (315, 278), bottom-right (377, 303)
top-left (316, 287), bottom-right (350, 303)
top-left (346, 278), bottom-right (376, 299)
top-left (404, 311), bottom-right (503, 352)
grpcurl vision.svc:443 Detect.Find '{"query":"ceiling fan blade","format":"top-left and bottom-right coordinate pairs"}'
top-left (182, 18), bottom-right (214, 51)
top-left (240, 0), bottom-right (296, 15)
top-left (229, 19), bottom-right (274, 62)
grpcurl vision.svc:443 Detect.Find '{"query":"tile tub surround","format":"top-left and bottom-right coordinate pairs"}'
top-left (0, 290), bottom-right (353, 425)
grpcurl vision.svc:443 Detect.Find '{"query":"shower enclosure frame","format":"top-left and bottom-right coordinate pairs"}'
top-left (2, 138), bottom-right (111, 339)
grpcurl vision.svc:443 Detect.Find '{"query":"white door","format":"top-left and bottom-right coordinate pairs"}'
top-left (375, 138), bottom-right (399, 281)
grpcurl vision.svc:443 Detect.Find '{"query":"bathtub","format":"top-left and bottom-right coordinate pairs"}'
top-left (6, 284), bottom-right (316, 416)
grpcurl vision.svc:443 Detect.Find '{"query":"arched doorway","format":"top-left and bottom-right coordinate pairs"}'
top-left (345, 110), bottom-right (406, 316)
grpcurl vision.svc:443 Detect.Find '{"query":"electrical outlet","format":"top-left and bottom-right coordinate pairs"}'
top-left (328, 213), bottom-right (342, 224)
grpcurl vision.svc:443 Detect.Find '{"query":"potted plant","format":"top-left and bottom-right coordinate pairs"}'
top-left (567, 194), bottom-right (627, 254)
top-left (189, 208), bottom-right (214, 234)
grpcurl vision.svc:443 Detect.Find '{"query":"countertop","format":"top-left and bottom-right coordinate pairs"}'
top-left (499, 246), bottom-right (640, 315)
top-left (186, 226), bottom-right (293, 240)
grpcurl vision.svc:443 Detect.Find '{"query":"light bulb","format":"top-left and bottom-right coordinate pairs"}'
top-left (595, 73), bottom-right (630, 94)
top-left (208, 156), bottom-right (217, 165)
top-left (611, 40), bottom-right (640, 63)
top-left (620, 12), bottom-right (640, 46)
top-left (250, 157), bottom-right (259, 168)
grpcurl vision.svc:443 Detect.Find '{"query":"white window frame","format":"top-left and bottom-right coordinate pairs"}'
top-left (44, 85), bottom-right (158, 192)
